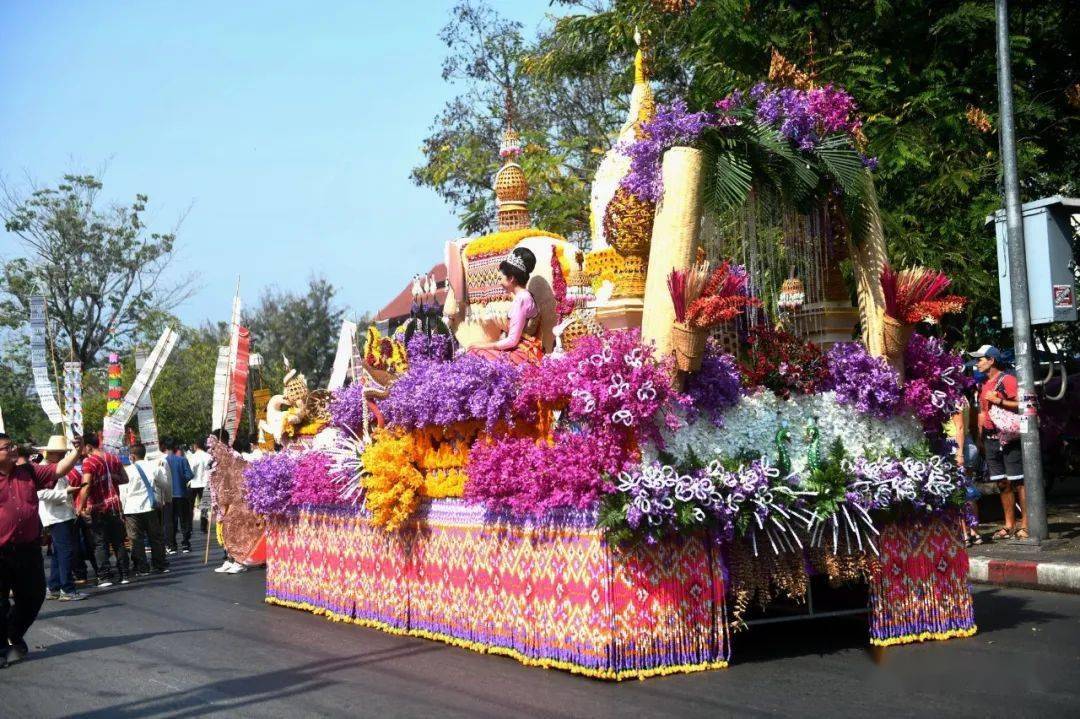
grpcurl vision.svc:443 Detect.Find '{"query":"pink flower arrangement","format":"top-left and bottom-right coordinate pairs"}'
top-left (290, 451), bottom-right (338, 507)
top-left (465, 428), bottom-right (628, 516)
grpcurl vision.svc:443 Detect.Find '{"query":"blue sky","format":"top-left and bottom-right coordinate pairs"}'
top-left (0, 1), bottom-right (555, 326)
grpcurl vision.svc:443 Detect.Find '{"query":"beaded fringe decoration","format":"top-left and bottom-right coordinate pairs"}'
top-left (264, 503), bottom-right (730, 680)
top-left (867, 509), bottom-right (977, 646)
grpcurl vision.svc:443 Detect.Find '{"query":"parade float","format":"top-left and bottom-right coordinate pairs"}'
top-left (222, 47), bottom-right (978, 680)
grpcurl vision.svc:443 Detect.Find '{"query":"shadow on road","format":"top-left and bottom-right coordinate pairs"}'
top-left (971, 586), bottom-right (1065, 633)
top-left (36, 627), bottom-right (217, 661)
top-left (55, 642), bottom-right (447, 719)
top-left (42, 602), bottom-right (123, 619)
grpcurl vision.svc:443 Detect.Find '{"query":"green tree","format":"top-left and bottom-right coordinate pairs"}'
top-left (244, 276), bottom-right (349, 389)
top-left (0, 173), bottom-right (194, 366)
top-left (411, 0), bottom-right (625, 239)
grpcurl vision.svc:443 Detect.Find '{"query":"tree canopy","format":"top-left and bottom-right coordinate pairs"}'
top-left (1, 173), bottom-right (195, 365)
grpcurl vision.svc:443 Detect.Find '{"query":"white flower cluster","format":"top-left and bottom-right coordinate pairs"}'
top-left (658, 390), bottom-right (926, 472)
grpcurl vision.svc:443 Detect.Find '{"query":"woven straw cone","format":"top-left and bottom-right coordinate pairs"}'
top-left (671, 322), bottom-right (707, 372)
top-left (560, 319), bottom-right (593, 353)
top-left (283, 378), bottom-right (307, 406)
top-left (880, 310), bottom-right (913, 382)
top-left (498, 208), bottom-right (530, 232)
top-left (641, 147), bottom-right (705, 355)
top-left (494, 164), bottom-right (528, 202)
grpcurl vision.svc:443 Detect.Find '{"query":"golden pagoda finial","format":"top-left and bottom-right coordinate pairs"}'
top-left (494, 85), bottom-right (530, 231)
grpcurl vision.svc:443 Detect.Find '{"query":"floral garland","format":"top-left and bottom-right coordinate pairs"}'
top-left (364, 325), bottom-right (408, 375)
top-left (463, 228), bottom-right (564, 259)
top-left (465, 429), bottom-right (625, 517)
top-left (515, 329), bottom-right (685, 451)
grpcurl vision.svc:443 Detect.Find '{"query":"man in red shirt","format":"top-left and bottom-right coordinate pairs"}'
top-left (70, 432), bottom-right (130, 587)
top-left (0, 431), bottom-right (79, 667)
top-left (971, 345), bottom-right (1027, 540)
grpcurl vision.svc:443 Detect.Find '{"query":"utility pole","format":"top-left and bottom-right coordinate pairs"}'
top-left (995, 0), bottom-right (1047, 542)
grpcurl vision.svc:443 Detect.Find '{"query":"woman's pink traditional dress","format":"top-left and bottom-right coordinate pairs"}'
top-left (469, 290), bottom-right (542, 366)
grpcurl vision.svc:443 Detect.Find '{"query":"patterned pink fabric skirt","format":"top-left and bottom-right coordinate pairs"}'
top-left (469, 335), bottom-right (543, 366)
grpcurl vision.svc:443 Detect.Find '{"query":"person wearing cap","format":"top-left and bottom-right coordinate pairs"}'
top-left (0, 431), bottom-right (80, 667)
top-left (36, 436), bottom-right (88, 602)
top-left (971, 345), bottom-right (1028, 540)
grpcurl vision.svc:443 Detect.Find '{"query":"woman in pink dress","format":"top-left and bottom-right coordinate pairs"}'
top-left (469, 247), bottom-right (543, 366)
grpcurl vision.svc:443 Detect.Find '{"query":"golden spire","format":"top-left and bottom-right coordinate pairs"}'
top-left (493, 88), bottom-right (530, 231)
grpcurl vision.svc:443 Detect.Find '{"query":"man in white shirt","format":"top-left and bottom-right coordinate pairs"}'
top-left (36, 436), bottom-right (87, 601)
top-left (121, 443), bottom-right (171, 575)
top-left (187, 438), bottom-right (212, 533)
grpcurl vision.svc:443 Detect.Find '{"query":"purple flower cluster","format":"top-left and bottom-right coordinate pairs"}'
top-left (684, 341), bottom-right (742, 425)
top-left (753, 84), bottom-right (862, 152)
top-left (903, 333), bottom-right (972, 432)
top-left (406, 332), bottom-right (454, 363)
top-left (243, 451), bottom-right (299, 516)
top-left (824, 342), bottom-right (903, 420)
top-left (846, 454), bottom-right (965, 512)
top-left (382, 353), bottom-right (519, 432)
top-left (614, 463), bottom-right (724, 543)
top-left (620, 99), bottom-right (716, 203)
top-left (515, 329), bottom-right (685, 452)
top-left (329, 382), bottom-right (367, 431)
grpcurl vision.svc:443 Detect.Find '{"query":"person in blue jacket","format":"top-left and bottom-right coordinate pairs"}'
top-left (162, 439), bottom-right (194, 553)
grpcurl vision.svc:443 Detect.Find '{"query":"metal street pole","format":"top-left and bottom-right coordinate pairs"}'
top-left (995, 0), bottom-right (1047, 542)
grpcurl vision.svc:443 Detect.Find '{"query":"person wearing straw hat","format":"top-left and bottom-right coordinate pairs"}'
top-left (0, 431), bottom-right (79, 667)
top-left (36, 435), bottom-right (88, 602)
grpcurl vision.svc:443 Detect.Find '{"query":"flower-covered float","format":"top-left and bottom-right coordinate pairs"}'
top-left (236, 51), bottom-right (978, 680)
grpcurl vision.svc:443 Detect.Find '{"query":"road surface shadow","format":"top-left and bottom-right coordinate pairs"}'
top-left (41, 601), bottom-right (123, 619)
top-left (34, 627), bottom-right (216, 660)
top-left (970, 586), bottom-right (1064, 633)
top-left (57, 642), bottom-right (447, 719)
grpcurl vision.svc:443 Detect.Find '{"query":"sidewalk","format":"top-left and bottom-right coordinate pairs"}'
top-left (967, 480), bottom-right (1080, 593)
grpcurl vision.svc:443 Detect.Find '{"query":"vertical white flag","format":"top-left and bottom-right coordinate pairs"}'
top-left (327, 320), bottom-right (358, 390)
top-left (63, 362), bottom-right (83, 440)
top-left (134, 349), bottom-right (161, 455)
top-left (29, 295), bottom-right (65, 424)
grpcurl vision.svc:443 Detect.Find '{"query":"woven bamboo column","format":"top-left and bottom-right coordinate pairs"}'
top-left (849, 187), bottom-right (888, 357)
top-left (641, 147), bottom-right (705, 354)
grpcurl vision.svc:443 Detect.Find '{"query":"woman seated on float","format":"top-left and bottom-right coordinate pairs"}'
top-left (468, 247), bottom-right (542, 365)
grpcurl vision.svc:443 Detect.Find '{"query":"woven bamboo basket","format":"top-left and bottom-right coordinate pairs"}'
top-left (671, 322), bottom-right (707, 372)
top-left (880, 311), bottom-right (914, 381)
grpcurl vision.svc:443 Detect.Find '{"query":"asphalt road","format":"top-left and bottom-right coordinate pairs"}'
top-left (4, 533), bottom-right (1080, 719)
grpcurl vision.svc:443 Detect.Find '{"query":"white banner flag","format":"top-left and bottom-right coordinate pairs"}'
top-left (327, 320), bottom-right (357, 390)
top-left (211, 346), bottom-right (230, 432)
top-left (63, 361), bottom-right (83, 440)
top-left (102, 328), bottom-right (178, 451)
top-left (0, 403), bottom-right (5, 433)
top-left (29, 295), bottom-right (65, 425)
top-left (134, 349), bottom-right (160, 455)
